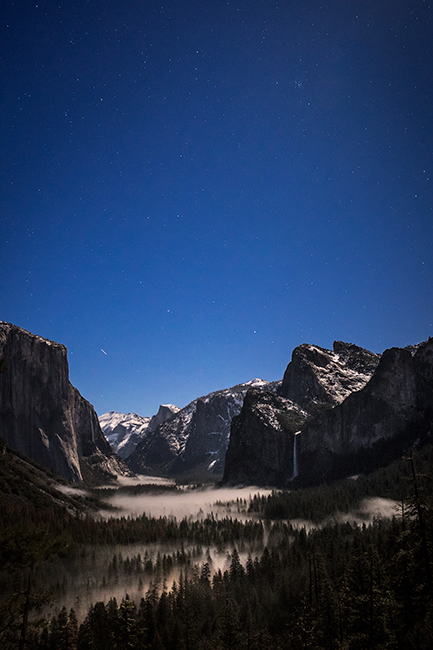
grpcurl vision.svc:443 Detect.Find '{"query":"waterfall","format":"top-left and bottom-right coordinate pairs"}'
top-left (291, 432), bottom-right (299, 481)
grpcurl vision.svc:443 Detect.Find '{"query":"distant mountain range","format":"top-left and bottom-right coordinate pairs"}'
top-left (99, 405), bottom-right (179, 459)
top-left (99, 379), bottom-right (280, 480)
top-left (125, 378), bottom-right (280, 481)
top-left (1, 321), bottom-right (431, 488)
top-left (101, 338), bottom-right (432, 488)
top-left (99, 341), bottom-right (382, 483)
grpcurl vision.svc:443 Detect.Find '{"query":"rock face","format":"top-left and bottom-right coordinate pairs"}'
top-left (127, 379), bottom-right (280, 480)
top-left (224, 339), bottom-right (433, 487)
top-left (224, 389), bottom-right (307, 486)
top-left (99, 405), bottom-right (180, 460)
top-left (224, 341), bottom-right (381, 486)
top-left (149, 404), bottom-right (180, 432)
top-left (279, 341), bottom-right (381, 405)
top-left (0, 322), bottom-right (131, 483)
top-left (298, 340), bottom-right (433, 483)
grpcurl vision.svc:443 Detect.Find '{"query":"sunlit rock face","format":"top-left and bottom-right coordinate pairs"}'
top-left (127, 379), bottom-right (280, 481)
top-left (0, 322), bottom-right (130, 483)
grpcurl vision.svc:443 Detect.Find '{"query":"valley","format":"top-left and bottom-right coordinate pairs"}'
top-left (1, 323), bottom-right (433, 648)
top-left (2, 446), bottom-right (433, 649)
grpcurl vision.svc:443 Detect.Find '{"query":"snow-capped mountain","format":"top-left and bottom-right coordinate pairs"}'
top-left (127, 379), bottom-right (281, 480)
top-left (102, 341), bottom-right (383, 484)
top-left (99, 404), bottom-right (179, 459)
top-left (99, 412), bottom-right (151, 459)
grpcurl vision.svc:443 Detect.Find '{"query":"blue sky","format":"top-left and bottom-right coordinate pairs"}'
top-left (2, 0), bottom-right (432, 417)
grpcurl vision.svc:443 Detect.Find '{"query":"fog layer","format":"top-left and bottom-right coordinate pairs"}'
top-left (101, 486), bottom-right (274, 520)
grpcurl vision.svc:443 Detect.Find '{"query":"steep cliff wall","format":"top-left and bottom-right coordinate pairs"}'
top-left (279, 341), bottom-right (380, 405)
top-left (298, 340), bottom-right (433, 482)
top-left (223, 389), bottom-right (306, 486)
top-left (0, 322), bottom-right (129, 483)
top-left (224, 340), bottom-right (432, 487)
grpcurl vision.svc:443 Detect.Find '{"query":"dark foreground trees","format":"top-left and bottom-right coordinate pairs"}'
top-left (32, 493), bottom-right (433, 649)
top-left (0, 527), bottom-right (72, 650)
top-left (2, 448), bottom-right (433, 649)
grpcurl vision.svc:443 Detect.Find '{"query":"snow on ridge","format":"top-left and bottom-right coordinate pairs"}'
top-left (244, 378), bottom-right (268, 387)
top-left (100, 377), bottom-right (282, 470)
top-left (99, 411), bottom-right (153, 459)
top-left (139, 378), bottom-right (279, 465)
top-left (99, 411), bottom-right (151, 432)
top-left (302, 345), bottom-right (377, 404)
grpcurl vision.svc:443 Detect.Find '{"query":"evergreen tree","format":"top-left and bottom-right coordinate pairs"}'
top-left (217, 597), bottom-right (243, 650)
top-left (229, 549), bottom-right (244, 583)
top-left (117, 594), bottom-right (138, 650)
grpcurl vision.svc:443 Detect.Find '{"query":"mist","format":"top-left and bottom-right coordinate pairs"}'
top-left (287, 497), bottom-right (400, 532)
top-left (347, 497), bottom-right (399, 524)
top-left (100, 485), bottom-right (274, 520)
top-left (114, 475), bottom-right (176, 487)
top-left (37, 483), bottom-right (401, 625)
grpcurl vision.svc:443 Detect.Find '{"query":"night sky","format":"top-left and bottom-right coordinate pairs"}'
top-left (2, 0), bottom-right (433, 417)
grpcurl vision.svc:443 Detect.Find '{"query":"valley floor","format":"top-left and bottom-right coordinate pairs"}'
top-left (2, 447), bottom-right (433, 649)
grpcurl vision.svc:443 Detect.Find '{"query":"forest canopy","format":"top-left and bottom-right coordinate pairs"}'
top-left (1, 445), bottom-right (433, 649)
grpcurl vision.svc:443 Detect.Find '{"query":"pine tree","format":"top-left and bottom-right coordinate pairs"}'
top-left (229, 549), bottom-right (244, 583)
top-left (217, 597), bottom-right (243, 650)
top-left (118, 594), bottom-right (138, 650)
top-left (0, 527), bottom-right (61, 650)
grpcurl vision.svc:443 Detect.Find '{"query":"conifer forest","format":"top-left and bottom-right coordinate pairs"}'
top-left (1, 446), bottom-right (433, 649)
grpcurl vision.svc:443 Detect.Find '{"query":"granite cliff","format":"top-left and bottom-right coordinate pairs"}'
top-left (279, 341), bottom-right (381, 405)
top-left (298, 340), bottom-right (433, 483)
top-left (0, 322), bottom-right (130, 483)
top-left (223, 389), bottom-right (307, 486)
top-left (224, 339), bottom-right (433, 487)
top-left (224, 341), bottom-right (381, 486)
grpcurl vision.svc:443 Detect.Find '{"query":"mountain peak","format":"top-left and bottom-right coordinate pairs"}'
top-left (279, 341), bottom-right (380, 406)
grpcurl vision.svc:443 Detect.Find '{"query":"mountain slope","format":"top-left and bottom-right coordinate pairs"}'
top-left (224, 390), bottom-right (307, 486)
top-left (279, 340), bottom-right (381, 405)
top-left (224, 341), bottom-right (382, 486)
top-left (128, 341), bottom-right (382, 484)
top-left (298, 339), bottom-right (433, 483)
top-left (0, 440), bottom-right (102, 520)
top-left (99, 412), bottom-right (151, 459)
top-left (127, 379), bottom-right (279, 480)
